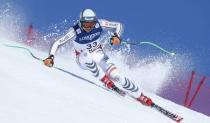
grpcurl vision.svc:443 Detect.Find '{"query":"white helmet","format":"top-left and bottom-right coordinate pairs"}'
top-left (79, 9), bottom-right (97, 31)
top-left (80, 9), bottom-right (97, 22)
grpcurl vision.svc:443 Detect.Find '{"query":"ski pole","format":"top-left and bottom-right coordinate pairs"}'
top-left (3, 44), bottom-right (44, 61)
top-left (121, 41), bottom-right (176, 56)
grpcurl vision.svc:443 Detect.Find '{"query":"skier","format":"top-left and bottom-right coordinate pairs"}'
top-left (44, 9), bottom-right (152, 106)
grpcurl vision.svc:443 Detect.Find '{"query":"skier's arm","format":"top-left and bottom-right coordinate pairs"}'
top-left (99, 19), bottom-right (123, 45)
top-left (99, 19), bottom-right (124, 37)
top-left (49, 27), bottom-right (76, 56)
top-left (44, 28), bottom-right (76, 67)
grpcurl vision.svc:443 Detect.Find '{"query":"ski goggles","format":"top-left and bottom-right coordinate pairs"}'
top-left (82, 21), bottom-right (96, 28)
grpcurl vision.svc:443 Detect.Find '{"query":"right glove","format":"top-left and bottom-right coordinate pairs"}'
top-left (110, 33), bottom-right (121, 45)
top-left (44, 55), bottom-right (54, 67)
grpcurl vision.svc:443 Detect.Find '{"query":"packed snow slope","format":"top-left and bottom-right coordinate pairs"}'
top-left (0, 39), bottom-right (210, 123)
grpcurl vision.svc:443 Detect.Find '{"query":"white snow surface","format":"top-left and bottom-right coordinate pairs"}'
top-left (0, 39), bottom-right (210, 123)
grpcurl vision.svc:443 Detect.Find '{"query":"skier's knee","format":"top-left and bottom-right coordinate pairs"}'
top-left (106, 66), bottom-right (121, 82)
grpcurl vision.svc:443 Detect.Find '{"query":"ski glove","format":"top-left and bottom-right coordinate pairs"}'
top-left (110, 33), bottom-right (121, 45)
top-left (44, 55), bottom-right (54, 67)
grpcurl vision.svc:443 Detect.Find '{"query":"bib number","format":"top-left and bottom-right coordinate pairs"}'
top-left (86, 41), bottom-right (98, 52)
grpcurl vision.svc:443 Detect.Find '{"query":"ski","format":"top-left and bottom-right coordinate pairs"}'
top-left (151, 103), bottom-right (183, 122)
top-left (120, 91), bottom-right (184, 122)
top-left (111, 85), bottom-right (126, 96)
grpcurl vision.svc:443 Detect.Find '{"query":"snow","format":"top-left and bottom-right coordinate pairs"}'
top-left (0, 39), bottom-right (210, 123)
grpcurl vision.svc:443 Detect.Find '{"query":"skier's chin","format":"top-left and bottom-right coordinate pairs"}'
top-left (83, 28), bottom-right (92, 32)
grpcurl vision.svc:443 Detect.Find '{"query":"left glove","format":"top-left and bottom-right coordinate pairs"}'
top-left (110, 33), bottom-right (121, 45)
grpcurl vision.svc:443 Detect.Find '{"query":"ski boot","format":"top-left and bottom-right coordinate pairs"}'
top-left (101, 75), bottom-right (126, 96)
top-left (136, 93), bottom-right (153, 106)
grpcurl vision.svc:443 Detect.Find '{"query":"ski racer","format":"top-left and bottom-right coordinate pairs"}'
top-left (44, 8), bottom-right (152, 106)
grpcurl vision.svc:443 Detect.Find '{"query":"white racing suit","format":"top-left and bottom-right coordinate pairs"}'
top-left (49, 19), bottom-right (141, 98)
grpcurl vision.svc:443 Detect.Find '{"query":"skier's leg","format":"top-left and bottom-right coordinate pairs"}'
top-left (75, 51), bottom-right (123, 93)
top-left (108, 67), bottom-right (153, 105)
top-left (91, 50), bottom-right (152, 106)
top-left (91, 50), bottom-right (139, 95)
top-left (76, 51), bottom-right (104, 79)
